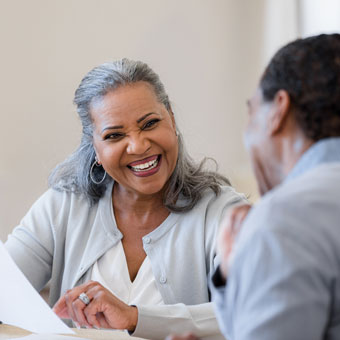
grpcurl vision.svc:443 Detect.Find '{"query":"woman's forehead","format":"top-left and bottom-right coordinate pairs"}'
top-left (91, 82), bottom-right (159, 110)
top-left (89, 83), bottom-right (167, 126)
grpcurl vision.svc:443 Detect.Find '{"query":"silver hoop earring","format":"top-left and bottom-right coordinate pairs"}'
top-left (90, 160), bottom-right (107, 185)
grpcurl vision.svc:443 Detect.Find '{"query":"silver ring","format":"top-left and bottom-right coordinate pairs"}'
top-left (78, 292), bottom-right (91, 305)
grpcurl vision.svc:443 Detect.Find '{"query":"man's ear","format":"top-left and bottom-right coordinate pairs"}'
top-left (269, 90), bottom-right (291, 135)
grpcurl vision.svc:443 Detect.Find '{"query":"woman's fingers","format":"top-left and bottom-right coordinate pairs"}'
top-left (72, 297), bottom-right (93, 328)
top-left (69, 282), bottom-right (98, 327)
top-left (96, 312), bottom-right (111, 329)
top-left (83, 286), bottom-right (136, 330)
top-left (53, 280), bottom-right (138, 330)
top-left (82, 286), bottom-right (103, 329)
top-left (53, 281), bottom-right (99, 327)
top-left (52, 295), bottom-right (69, 318)
top-left (84, 305), bottom-right (106, 329)
top-left (84, 309), bottom-right (111, 329)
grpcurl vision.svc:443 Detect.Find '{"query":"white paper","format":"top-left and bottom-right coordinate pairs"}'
top-left (11, 335), bottom-right (88, 340)
top-left (0, 240), bottom-right (74, 334)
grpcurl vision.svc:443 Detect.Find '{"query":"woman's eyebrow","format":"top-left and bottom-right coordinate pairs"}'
top-left (101, 125), bottom-right (124, 133)
top-left (100, 112), bottom-right (159, 133)
top-left (136, 112), bottom-right (158, 123)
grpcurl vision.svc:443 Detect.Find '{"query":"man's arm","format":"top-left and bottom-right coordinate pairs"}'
top-left (212, 226), bottom-right (331, 340)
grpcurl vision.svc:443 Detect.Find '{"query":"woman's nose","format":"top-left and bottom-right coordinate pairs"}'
top-left (126, 133), bottom-right (151, 155)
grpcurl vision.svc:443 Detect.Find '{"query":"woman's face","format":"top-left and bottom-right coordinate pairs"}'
top-left (90, 81), bottom-right (178, 197)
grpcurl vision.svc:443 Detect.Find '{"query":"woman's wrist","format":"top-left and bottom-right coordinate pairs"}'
top-left (126, 305), bottom-right (138, 332)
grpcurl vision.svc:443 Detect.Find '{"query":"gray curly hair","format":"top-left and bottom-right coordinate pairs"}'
top-left (49, 59), bottom-right (230, 212)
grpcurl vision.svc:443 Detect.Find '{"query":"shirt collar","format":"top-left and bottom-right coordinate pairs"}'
top-left (285, 137), bottom-right (340, 183)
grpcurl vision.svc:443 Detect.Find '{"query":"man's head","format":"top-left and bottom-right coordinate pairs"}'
top-left (245, 34), bottom-right (340, 195)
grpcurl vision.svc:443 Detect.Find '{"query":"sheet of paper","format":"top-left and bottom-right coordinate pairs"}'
top-left (0, 240), bottom-right (74, 334)
top-left (11, 335), bottom-right (88, 340)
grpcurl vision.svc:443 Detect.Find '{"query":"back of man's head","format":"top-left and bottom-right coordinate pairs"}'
top-left (260, 33), bottom-right (340, 142)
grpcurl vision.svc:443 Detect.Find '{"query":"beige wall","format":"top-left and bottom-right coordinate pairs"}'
top-left (0, 0), bottom-right (268, 241)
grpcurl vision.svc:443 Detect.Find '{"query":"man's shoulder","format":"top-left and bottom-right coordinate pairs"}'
top-left (262, 162), bottom-right (340, 215)
top-left (275, 161), bottom-right (340, 198)
top-left (241, 162), bottom-right (340, 245)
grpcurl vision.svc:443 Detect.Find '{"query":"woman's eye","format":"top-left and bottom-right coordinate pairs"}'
top-left (143, 119), bottom-right (160, 130)
top-left (104, 133), bottom-right (124, 140)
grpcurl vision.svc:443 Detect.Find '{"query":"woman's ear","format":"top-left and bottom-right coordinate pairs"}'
top-left (269, 90), bottom-right (291, 135)
top-left (168, 109), bottom-right (177, 134)
top-left (93, 146), bottom-right (101, 165)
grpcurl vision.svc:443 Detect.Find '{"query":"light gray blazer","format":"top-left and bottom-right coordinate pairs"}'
top-left (6, 182), bottom-right (245, 339)
top-left (211, 138), bottom-right (340, 340)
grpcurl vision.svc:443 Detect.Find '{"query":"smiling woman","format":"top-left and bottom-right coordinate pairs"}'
top-left (49, 59), bottom-right (233, 212)
top-left (90, 82), bottom-right (178, 197)
top-left (5, 59), bottom-right (246, 340)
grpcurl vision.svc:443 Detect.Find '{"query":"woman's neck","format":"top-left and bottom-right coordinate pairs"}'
top-left (112, 183), bottom-right (168, 220)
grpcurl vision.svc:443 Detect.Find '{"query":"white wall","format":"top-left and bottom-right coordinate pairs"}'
top-left (0, 0), bottom-right (269, 241)
top-left (262, 0), bottom-right (299, 66)
top-left (299, 0), bottom-right (340, 36)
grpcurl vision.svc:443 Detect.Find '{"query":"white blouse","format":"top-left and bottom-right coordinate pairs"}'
top-left (91, 240), bottom-right (165, 306)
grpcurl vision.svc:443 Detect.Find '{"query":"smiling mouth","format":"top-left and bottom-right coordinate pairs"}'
top-left (127, 155), bottom-right (161, 173)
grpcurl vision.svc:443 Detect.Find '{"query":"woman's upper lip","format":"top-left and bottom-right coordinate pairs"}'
top-left (127, 155), bottom-right (159, 167)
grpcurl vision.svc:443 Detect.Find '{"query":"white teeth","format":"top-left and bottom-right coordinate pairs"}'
top-left (130, 158), bottom-right (158, 172)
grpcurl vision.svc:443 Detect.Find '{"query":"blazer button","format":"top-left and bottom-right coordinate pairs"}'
top-left (159, 276), bottom-right (167, 284)
top-left (143, 237), bottom-right (151, 244)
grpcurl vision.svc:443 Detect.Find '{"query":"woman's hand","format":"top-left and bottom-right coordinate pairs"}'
top-left (217, 204), bottom-right (252, 281)
top-left (53, 281), bottom-right (138, 331)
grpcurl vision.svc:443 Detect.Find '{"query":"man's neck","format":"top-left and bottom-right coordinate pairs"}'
top-left (280, 133), bottom-right (314, 181)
